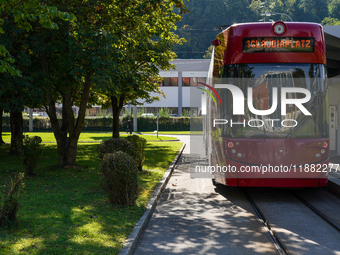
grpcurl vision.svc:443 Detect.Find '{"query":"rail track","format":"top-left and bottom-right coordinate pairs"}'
top-left (243, 188), bottom-right (340, 255)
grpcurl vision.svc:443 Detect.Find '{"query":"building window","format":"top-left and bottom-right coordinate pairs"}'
top-left (182, 77), bottom-right (190, 86)
top-left (162, 77), bottom-right (178, 86)
top-left (182, 77), bottom-right (206, 86)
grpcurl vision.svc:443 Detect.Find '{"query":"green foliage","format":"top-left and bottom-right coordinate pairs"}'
top-left (126, 135), bottom-right (147, 171)
top-left (99, 152), bottom-right (138, 206)
top-left (3, 116), bottom-right (203, 132)
top-left (175, 0), bottom-right (335, 58)
top-left (97, 138), bottom-right (136, 160)
top-left (0, 0), bottom-right (75, 76)
top-left (1, 116), bottom-right (52, 132)
top-left (137, 107), bottom-right (147, 117)
top-left (322, 17), bottom-right (340, 25)
top-left (157, 107), bottom-right (173, 117)
top-left (182, 109), bottom-right (193, 117)
top-left (19, 135), bottom-right (43, 176)
top-left (121, 117), bottom-right (202, 131)
top-left (0, 172), bottom-right (25, 228)
top-left (203, 45), bottom-right (214, 59)
top-left (121, 108), bottom-right (132, 118)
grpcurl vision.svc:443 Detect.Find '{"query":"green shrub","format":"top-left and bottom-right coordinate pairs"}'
top-left (126, 135), bottom-right (147, 171)
top-left (100, 152), bottom-right (138, 206)
top-left (3, 116), bottom-right (203, 132)
top-left (0, 172), bottom-right (25, 228)
top-left (97, 138), bottom-right (136, 159)
top-left (19, 135), bottom-right (43, 176)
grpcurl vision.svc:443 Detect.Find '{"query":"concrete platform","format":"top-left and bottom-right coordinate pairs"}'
top-left (327, 157), bottom-right (340, 197)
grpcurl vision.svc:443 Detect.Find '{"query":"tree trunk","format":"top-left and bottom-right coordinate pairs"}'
top-left (27, 164), bottom-right (35, 177)
top-left (9, 110), bottom-right (23, 155)
top-left (0, 108), bottom-right (4, 145)
top-left (111, 95), bottom-right (125, 138)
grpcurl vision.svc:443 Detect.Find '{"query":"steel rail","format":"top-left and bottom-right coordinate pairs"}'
top-left (291, 191), bottom-right (340, 234)
top-left (243, 188), bottom-right (290, 255)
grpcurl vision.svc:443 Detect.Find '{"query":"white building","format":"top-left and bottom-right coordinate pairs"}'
top-left (141, 59), bottom-right (211, 116)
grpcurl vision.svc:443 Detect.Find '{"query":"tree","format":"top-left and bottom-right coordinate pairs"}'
top-left (0, 2), bottom-right (74, 155)
top-left (329, 0), bottom-right (340, 18)
top-left (28, 0), bottom-right (187, 166)
top-left (0, 0), bottom-right (74, 76)
top-left (322, 17), bottom-right (340, 25)
top-left (203, 45), bottom-right (213, 59)
top-left (98, 0), bottom-right (187, 138)
top-left (0, 107), bottom-right (4, 145)
top-left (322, 0), bottom-right (340, 25)
top-left (295, 0), bottom-right (328, 22)
top-left (0, 15), bottom-right (49, 155)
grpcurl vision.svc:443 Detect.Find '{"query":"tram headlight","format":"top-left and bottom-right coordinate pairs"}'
top-left (272, 21), bottom-right (287, 36)
top-left (231, 149), bottom-right (236, 154)
top-left (316, 153), bottom-right (321, 158)
top-left (321, 149), bottom-right (325, 154)
top-left (237, 153), bottom-right (243, 158)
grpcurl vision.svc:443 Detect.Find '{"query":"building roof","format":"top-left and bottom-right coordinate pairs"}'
top-left (324, 26), bottom-right (340, 77)
top-left (169, 59), bottom-right (211, 72)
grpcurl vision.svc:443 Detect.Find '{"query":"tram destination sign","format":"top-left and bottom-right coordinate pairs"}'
top-left (243, 37), bottom-right (315, 53)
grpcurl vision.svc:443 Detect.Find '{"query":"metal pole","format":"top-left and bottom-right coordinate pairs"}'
top-left (157, 113), bottom-right (159, 138)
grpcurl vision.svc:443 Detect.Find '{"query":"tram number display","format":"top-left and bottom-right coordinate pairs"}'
top-left (243, 37), bottom-right (315, 53)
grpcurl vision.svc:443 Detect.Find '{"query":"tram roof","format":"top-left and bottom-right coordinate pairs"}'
top-left (169, 26), bottom-right (340, 77)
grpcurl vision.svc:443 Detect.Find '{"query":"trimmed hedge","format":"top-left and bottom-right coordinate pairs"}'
top-left (1, 116), bottom-right (203, 132)
top-left (125, 135), bottom-right (147, 171)
top-left (99, 152), bottom-right (138, 206)
top-left (97, 138), bottom-right (136, 160)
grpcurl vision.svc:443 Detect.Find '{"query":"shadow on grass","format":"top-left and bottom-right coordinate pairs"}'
top-left (0, 142), bottom-right (181, 255)
top-left (89, 136), bottom-right (111, 141)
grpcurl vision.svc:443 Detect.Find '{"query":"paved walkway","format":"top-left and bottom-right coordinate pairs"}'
top-left (134, 136), bottom-right (276, 255)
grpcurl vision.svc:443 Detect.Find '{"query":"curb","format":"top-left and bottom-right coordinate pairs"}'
top-left (325, 178), bottom-right (340, 198)
top-left (147, 139), bottom-right (180, 142)
top-left (119, 143), bottom-right (186, 255)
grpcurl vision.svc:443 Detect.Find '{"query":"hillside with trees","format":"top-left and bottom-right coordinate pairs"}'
top-left (174, 0), bottom-right (338, 59)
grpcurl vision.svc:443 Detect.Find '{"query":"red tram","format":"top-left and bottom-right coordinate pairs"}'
top-left (204, 22), bottom-right (329, 187)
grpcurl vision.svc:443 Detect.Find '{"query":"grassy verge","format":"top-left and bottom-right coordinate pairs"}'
top-left (0, 140), bottom-right (182, 254)
top-left (1, 132), bottom-right (177, 143)
top-left (141, 131), bottom-right (202, 135)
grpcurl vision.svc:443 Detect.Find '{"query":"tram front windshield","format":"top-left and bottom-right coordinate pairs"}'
top-left (218, 64), bottom-right (328, 139)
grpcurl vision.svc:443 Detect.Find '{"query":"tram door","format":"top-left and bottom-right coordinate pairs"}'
top-left (329, 106), bottom-right (337, 155)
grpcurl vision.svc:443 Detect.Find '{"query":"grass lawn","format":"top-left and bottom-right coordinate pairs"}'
top-left (1, 132), bottom-right (178, 143)
top-left (141, 131), bottom-right (202, 135)
top-left (0, 139), bottom-right (182, 254)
